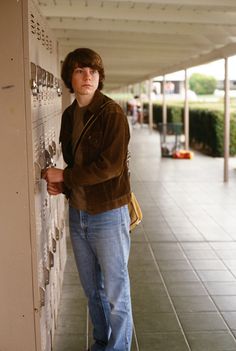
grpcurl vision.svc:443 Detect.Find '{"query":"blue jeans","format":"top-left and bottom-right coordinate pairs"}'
top-left (69, 205), bottom-right (133, 351)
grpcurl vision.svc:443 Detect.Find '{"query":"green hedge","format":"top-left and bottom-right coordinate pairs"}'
top-left (189, 108), bottom-right (224, 156)
top-left (143, 103), bottom-right (236, 157)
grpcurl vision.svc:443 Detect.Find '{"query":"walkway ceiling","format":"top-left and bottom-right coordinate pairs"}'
top-left (38, 0), bottom-right (236, 91)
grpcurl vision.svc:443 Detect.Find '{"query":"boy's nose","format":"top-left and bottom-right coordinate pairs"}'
top-left (83, 69), bottom-right (91, 79)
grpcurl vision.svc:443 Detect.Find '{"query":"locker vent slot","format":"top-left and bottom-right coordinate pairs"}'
top-left (30, 13), bottom-right (36, 34)
top-left (41, 28), bottom-right (45, 46)
top-left (36, 22), bottom-right (41, 41)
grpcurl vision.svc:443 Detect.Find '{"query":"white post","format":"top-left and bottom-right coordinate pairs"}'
top-left (126, 85), bottom-right (129, 114)
top-left (139, 82), bottom-right (144, 126)
top-left (184, 69), bottom-right (189, 150)
top-left (162, 75), bottom-right (167, 125)
top-left (224, 57), bottom-right (230, 182)
top-left (148, 79), bottom-right (153, 132)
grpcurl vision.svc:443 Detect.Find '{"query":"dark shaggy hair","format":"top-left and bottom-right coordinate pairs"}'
top-left (61, 48), bottom-right (105, 93)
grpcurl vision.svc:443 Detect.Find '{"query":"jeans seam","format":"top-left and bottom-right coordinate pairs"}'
top-left (92, 257), bottom-right (109, 346)
top-left (119, 206), bottom-right (131, 351)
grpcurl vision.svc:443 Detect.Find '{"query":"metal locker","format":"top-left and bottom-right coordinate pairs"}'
top-left (0, 1), bottom-right (67, 350)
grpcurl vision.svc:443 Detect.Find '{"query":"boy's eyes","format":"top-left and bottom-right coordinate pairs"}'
top-left (74, 68), bottom-right (98, 74)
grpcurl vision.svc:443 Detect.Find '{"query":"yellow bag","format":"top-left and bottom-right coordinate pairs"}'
top-left (128, 192), bottom-right (143, 231)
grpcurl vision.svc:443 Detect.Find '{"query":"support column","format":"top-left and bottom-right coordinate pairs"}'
top-left (162, 75), bottom-right (167, 125)
top-left (184, 69), bottom-right (189, 150)
top-left (224, 57), bottom-right (230, 182)
top-left (139, 82), bottom-right (144, 126)
top-left (126, 85), bottom-right (129, 114)
top-left (148, 79), bottom-right (153, 131)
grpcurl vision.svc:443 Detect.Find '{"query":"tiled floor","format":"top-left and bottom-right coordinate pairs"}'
top-left (53, 126), bottom-right (236, 351)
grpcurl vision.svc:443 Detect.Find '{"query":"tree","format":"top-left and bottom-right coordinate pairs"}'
top-left (189, 73), bottom-right (217, 95)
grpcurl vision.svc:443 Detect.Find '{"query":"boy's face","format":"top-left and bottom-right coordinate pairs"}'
top-left (71, 66), bottom-right (99, 97)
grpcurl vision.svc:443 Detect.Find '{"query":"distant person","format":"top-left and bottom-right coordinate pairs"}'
top-left (128, 95), bottom-right (142, 126)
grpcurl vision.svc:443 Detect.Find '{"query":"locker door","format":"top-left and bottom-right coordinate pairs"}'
top-left (0, 1), bottom-right (67, 350)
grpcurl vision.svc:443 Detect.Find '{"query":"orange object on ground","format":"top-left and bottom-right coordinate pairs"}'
top-left (172, 150), bottom-right (194, 159)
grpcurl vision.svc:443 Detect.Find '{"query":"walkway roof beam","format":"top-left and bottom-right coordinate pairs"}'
top-left (39, 0), bottom-right (236, 90)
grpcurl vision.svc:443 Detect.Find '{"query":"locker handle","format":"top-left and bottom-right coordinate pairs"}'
top-left (55, 227), bottom-right (60, 241)
top-left (44, 149), bottom-right (54, 168)
top-left (49, 251), bottom-right (54, 268)
top-left (51, 141), bottom-right (57, 156)
top-left (39, 287), bottom-right (46, 307)
top-left (44, 268), bottom-right (50, 285)
top-left (34, 162), bottom-right (41, 182)
top-left (52, 238), bottom-right (57, 253)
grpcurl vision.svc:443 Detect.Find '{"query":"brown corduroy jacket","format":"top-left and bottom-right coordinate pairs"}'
top-left (59, 89), bottom-right (131, 214)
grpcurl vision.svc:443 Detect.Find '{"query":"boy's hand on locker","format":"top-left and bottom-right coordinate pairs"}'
top-left (47, 182), bottom-right (64, 196)
top-left (42, 167), bottom-right (64, 183)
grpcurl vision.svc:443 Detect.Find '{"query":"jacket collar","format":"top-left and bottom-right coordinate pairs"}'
top-left (87, 89), bottom-right (105, 114)
top-left (71, 89), bottom-right (108, 115)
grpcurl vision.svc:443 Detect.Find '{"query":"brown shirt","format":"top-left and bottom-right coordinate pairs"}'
top-left (60, 90), bottom-right (131, 214)
top-left (70, 103), bottom-right (87, 209)
top-left (71, 104), bottom-right (86, 154)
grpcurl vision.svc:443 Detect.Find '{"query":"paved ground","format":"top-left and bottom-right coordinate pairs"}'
top-left (53, 126), bottom-right (236, 351)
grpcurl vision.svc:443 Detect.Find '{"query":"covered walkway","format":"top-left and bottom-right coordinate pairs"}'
top-left (54, 127), bottom-right (236, 351)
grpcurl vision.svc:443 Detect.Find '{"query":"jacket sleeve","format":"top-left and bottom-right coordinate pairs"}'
top-left (63, 105), bottom-right (130, 188)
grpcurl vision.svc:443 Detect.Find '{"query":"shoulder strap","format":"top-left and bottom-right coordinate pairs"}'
top-left (73, 100), bottom-right (113, 156)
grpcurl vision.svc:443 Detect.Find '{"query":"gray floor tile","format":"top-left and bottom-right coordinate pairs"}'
top-left (63, 272), bottom-right (80, 285)
top-left (214, 250), bottom-right (236, 260)
top-left (184, 249), bottom-right (218, 260)
top-left (181, 242), bottom-right (212, 250)
top-left (162, 270), bottom-right (199, 283)
top-left (222, 312), bottom-right (236, 329)
top-left (130, 230), bottom-right (146, 242)
top-left (61, 284), bottom-right (85, 300)
top-left (198, 270), bottom-right (236, 282)
top-left (56, 314), bottom-right (87, 335)
top-left (204, 282), bottom-right (236, 296)
top-left (174, 232), bottom-right (205, 241)
top-left (53, 334), bottom-right (86, 351)
top-left (186, 331), bottom-right (236, 351)
top-left (210, 243), bottom-right (236, 251)
top-left (133, 312), bottom-right (181, 333)
top-left (202, 231), bottom-right (233, 242)
top-left (137, 332), bottom-right (189, 351)
top-left (170, 226), bottom-right (200, 235)
top-left (132, 294), bottom-right (173, 313)
top-left (172, 295), bottom-right (217, 312)
top-left (224, 260), bottom-right (236, 270)
top-left (146, 231), bottom-right (177, 242)
top-left (129, 253), bottom-right (154, 264)
top-left (151, 245), bottom-right (186, 260)
top-left (58, 298), bottom-right (87, 317)
top-left (158, 259), bottom-right (193, 271)
top-left (178, 312), bottom-right (228, 331)
top-left (129, 243), bottom-right (151, 259)
top-left (212, 296), bottom-right (236, 311)
top-left (64, 257), bottom-right (77, 273)
top-left (128, 260), bottom-right (158, 273)
top-left (131, 283), bottom-right (167, 299)
top-left (130, 269), bottom-right (162, 284)
top-left (190, 259), bottom-right (228, 270)
top-left (167, 282), bottom-right (207, 296)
